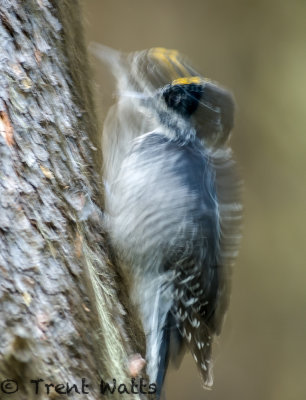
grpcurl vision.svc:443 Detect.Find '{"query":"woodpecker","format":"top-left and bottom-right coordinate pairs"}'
top-left (92, 45), bottom-right (242, 396)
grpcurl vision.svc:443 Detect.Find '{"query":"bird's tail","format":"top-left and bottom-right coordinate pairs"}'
top-left (133, 273), bottom-right (174, 396)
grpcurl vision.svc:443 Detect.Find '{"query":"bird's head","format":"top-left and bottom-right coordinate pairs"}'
top-left (91, 44), bottom-right (235, 146)
top-left (156, 76), bottom-right (235, 146)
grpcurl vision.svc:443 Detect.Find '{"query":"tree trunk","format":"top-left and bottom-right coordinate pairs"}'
top-left (0, 1), bottom-right (146, 399)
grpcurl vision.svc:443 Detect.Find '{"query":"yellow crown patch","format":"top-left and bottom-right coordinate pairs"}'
top-left (172, 76), bottom-right (202, 86)
top-left (149, 47), bottom-right (190, 79)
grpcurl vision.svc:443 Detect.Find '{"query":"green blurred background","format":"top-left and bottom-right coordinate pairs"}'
top-left (83, 1), bottom-right (306, 399)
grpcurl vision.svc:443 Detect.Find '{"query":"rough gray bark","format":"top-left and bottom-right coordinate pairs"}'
top-left (0, 1), bottom-right (146, 399)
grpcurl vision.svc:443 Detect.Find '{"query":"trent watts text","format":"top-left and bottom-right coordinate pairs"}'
top-left (0, 378), bottom-right (157, 396)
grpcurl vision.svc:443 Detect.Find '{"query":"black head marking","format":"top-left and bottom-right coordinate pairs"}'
top-left (161, 78), bottom-right (204, 118)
